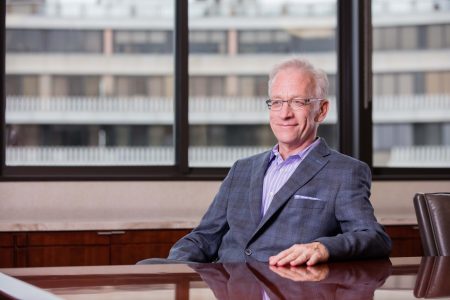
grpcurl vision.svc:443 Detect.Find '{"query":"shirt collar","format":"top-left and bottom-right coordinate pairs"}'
top-left (269, 137), bottom-right (321, 163)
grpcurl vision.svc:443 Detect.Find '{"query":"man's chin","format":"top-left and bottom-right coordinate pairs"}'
top-left (277, 139), bottom-right (302, 148)
top-left (276, 136), bottom-right (314, 149)
top-left (274, 131), bottom-right (298, 141)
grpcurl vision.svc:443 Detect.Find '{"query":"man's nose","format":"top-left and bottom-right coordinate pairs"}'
top-left (279, 101), bottom-right (294, 118)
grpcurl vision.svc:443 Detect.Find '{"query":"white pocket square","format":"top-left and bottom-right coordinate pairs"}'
top-left (294, 195), bottom-right (322, 201)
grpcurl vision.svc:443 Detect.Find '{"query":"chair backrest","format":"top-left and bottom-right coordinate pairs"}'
top-left (413, 193), bottom-right (450, 256)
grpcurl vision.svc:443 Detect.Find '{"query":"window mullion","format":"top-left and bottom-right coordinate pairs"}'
top-left (337, 0), bottom-right (373, 164)
top-left (174, 0), bottom-right (189, 173)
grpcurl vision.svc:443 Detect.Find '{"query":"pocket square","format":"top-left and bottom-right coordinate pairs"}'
top-left (294, 195), bottom-right (322, 201)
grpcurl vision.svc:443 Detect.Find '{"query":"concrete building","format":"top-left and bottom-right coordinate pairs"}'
top-left (4, 0), bottom-right (450, 167)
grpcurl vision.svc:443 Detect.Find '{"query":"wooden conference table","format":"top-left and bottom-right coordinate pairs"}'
top-left (1, 256), bottom-right (449, 299)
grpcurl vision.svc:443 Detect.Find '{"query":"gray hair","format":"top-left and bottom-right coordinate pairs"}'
top-left (268, 57), bottom-right (329, 99)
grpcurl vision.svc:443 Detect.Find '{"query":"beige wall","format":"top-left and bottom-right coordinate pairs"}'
top-left (0, 180), bottom-right (449, 231)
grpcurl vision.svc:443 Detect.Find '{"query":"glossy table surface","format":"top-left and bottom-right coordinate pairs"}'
top-left (1, 257), bottom-right (450, 300)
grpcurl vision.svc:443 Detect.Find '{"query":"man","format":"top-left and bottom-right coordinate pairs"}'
top-left (168, 57), bottom-right (391, 266)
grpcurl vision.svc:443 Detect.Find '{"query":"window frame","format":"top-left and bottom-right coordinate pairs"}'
top-left (1, 0), bottom-right (449, 181)
top-left (363, 0), bottom-right (450, 180)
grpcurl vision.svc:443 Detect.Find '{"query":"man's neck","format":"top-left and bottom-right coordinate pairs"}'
top-left (278, 137), bottom-right (318, 160)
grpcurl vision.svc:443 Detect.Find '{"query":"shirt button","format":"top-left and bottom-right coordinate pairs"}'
top-left (245, 249), bottom-right (252, 256)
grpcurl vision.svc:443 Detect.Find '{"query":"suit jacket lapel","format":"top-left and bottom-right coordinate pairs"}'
top-left (249, 139), bottom-right (331, 240)
top-left (248, 151), bottom-right (272, 227)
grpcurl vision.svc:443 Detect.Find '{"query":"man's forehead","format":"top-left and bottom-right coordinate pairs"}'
top-left (270, 72), bottom-right (314, 96)
top-left (272, 70), bottom-right (313, 86)
top-left (273, 68), bottom-right (312, 79)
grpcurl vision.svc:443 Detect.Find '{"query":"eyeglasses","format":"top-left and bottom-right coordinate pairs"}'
top-left (265, 98), bottom-right (323, 111)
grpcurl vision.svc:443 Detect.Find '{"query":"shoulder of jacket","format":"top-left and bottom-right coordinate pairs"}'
top-left (328, 149), bottom-right (369, 168)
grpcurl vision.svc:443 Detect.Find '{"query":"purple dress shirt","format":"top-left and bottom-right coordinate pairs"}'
top-left (261, 138), bottom-right (320, 216)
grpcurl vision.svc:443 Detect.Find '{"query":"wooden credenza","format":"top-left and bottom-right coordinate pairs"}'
top-left (384, 224), bottom-right (423, 257)
top-left (0, 229), bottom-right (191, 268)
top-left (0, 225), bottom-right (422, 268)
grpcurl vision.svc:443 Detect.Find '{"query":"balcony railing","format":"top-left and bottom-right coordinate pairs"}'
top-left (6, 0), bottom-right (449, 18)
top-left (388, 145), bottom-right (450, 167)
top-left (5, 146), bottom-right (269, 167)
top-left (373, 94), bottom-right (450, 123)
top-left (6, 94), bottom-right (450, 124)
top-left (6, 145), bottom-right (450, 168)
top-left (5, 96), bottom-right (336, 124)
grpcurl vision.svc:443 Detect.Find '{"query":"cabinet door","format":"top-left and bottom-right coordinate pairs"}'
top-left (385, 225), bottom-right (423, 257)
top-left (110, 229), bottom-right (191, 265)
top-left (27, 246), bottom-right (110, 267)
top-left (0, 233), bottom-right (14, 267)
top-left (0, 248), bottom-right (14, 268)
top-left (26, 231), bottom-right (110, 267)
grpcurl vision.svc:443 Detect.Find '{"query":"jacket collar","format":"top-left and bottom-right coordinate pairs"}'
top-left (248, 138), bottom-right (331, 242)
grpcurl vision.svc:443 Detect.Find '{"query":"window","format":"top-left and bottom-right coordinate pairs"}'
top-left (5, 75), bottom-right (39, 96)
top-left (6, 29), bottom-right (103, 53)
top-left (372, 0), bottom-right (450, 169)
top-left (373, 25), bottom-right (428, 51)
top-left (2, 0), bottom-right (449, 179)
top-left (427, 25), bottom-right (444, 49)
top-left (399, 26), bottom-right (418, 50)
top-left (188, 0), bottom-right (337, 167)
top-left (115, 76), bottom-right (168, 98)
top-left (114, 30), bottom-right (173, 54)
top-left (4, 0), bottom-right (175, 169)
top-left (189, 76), bottom-right (225, 97)
top-left (189, 31), bottom-right (228, 54)
top-left (52, 76), bottom-right (100, 97)
top-left (238, 29), bottom-right (334, 54)
top-left (237, 76), bottom-right (267, 97)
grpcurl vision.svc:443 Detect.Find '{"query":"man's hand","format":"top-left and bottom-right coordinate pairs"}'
top-left (269, 242), bottom-right (329, 266)
top-left (269, 264), bottom-right (329, 282)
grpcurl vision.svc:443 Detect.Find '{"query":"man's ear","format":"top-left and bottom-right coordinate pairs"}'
top-left (314, 100), bottom-right (329, 123)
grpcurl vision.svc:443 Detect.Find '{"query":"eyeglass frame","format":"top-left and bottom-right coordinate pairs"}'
top-left (265, 98), bottom-right (324, 111)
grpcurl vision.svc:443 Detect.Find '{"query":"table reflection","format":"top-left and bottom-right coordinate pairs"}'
top-left (415, 256), bottom-right (450, 298)
top-left (190, 259), bottom-right (392, 300)
top-left (12, 258), bottom-right (447, 300)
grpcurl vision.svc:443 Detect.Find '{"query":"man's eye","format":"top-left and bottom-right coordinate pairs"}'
top-left (272, 101), bottom-right (282, 105)
top-left (292, 100), bottom-right (304, 105)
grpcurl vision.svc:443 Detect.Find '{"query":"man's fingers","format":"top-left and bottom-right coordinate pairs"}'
top-left (303, 265), bottom-right (321, 277)
top-left (307, 243), bottom-right (329, 265)
top-left (269, 265), bottom-right (328, 282)
top-left (275, 251), bottom-right (298, 266)
top-left (288, 266), bottom-right (310, 278)
top-left (270, 242), bottom-right (329, 266)
top-left (269, 265), bottom-right (297, 279)
top-left (306, 252), bottom-right (322, 266)
top-left (269, 247), bottom-right (295, 265)
top-left (289, 252), bottom-right (309, 266)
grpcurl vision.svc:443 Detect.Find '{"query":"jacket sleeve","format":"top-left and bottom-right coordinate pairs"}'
top-left (315, 161), bottom-right (392, 260)
top-left (167, 161), bottom-right (238, 262)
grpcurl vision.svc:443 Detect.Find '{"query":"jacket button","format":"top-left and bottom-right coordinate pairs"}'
top-left (245, 249), bottom-right (252, 256)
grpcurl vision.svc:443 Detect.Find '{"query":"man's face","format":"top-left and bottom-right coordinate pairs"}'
top-left (269, 68), bottom-right (328, 151)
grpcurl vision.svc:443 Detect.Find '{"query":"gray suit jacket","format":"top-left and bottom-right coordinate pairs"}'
top-left (168, 138), bottom-right (392, 262)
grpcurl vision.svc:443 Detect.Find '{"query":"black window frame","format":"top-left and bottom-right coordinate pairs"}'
top-left (1, 0), bottom-right (449, 181)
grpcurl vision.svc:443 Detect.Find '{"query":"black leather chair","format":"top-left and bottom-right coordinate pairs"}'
top-left (413, 193), bottom-right (450, 256)
top-left (414, 256), bottom-right (450, 298)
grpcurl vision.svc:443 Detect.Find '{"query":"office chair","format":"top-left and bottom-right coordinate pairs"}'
top-left (413, 193), bottom-right (450, 256)
top-left (414, 256), bottom-right (450, 298)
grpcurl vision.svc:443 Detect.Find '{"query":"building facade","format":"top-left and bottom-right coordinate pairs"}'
top-left (4, 0), bottom-right (450, 167)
